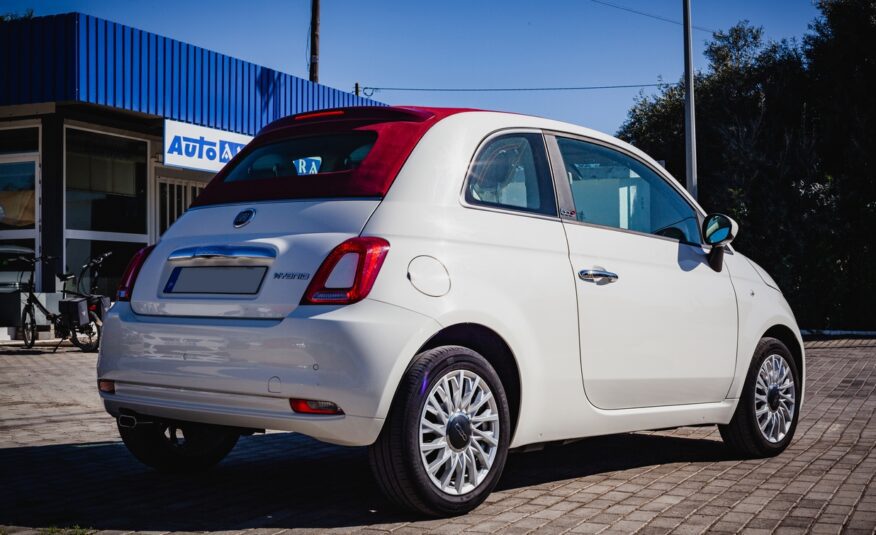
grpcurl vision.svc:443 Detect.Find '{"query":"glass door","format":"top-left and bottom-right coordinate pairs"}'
top-left (0, 155), bottom-right (40, 291)
top-left (64, 127), bottom-right (149, 296)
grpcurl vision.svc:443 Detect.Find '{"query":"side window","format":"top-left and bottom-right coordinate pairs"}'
top-left (556, 137), bottom-right (700, 243)
top-left (465, 133), bottom-right (557, 217)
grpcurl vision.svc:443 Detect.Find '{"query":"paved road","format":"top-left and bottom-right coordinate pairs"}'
top-left (0, 340), bottom-right (874, 534)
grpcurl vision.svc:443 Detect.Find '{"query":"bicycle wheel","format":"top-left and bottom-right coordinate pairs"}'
top-left (71, 311), bottom-right (101, 352)
top-left (20, 306), bottom-right (37, 349)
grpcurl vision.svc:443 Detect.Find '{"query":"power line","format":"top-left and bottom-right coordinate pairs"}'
top-left (361, 82), bottom-right (673, 97)
top-left (587, 0), bottom-right (716, 34)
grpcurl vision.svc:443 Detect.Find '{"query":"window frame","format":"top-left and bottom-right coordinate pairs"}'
top-left (544, 132), bottom-right (706, 246)
top-left (63, 124), bottom-right (153, 285)
top-left (459, 129), bottom-right (560, 221)
top-left (0, 121), bottom-right (42, 290)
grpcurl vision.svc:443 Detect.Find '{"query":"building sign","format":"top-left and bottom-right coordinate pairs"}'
top-left (164, 120), bottom-right (253, 173)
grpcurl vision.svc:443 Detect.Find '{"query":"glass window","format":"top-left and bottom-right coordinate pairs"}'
top-left (465, 133), bottom-right (557, 216)
top-left (223, 132), bottom-right (376, 183)
top-left (66, 129), bottom-right (147, 234)
top-left (0, 161), bottom-right (36, 230)
top-left (557, 137), bottom-right (700, 243)
top-left (66, 239), bottom-right (147, 297)
top-left (0, 128), bottom-right (38, 155)
top-left (0, 239), bottom-right (35, 290)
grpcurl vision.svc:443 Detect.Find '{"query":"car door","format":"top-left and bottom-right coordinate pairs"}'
top-left (545, 133), bottom-right (738, 410)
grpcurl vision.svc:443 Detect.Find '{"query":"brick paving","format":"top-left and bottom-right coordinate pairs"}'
top-left (0, 340), bottom-right (874, 534)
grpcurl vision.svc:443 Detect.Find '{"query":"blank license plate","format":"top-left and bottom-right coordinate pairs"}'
top-left (164, 266), bottom-right (268, 294)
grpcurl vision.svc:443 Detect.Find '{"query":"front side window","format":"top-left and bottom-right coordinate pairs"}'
top-left (465, 133), bottom-right (556, 216)
top-left (556, 137), bottom-right (700, 243)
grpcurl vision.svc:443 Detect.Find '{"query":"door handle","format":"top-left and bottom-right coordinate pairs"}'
top-left (578, 269), bottom-right (619, 283)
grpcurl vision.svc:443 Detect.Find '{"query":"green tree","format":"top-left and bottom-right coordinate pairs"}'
top-left (0, 8), bottom-right (33, 23)
top-left (804, 0), bottom-right (876, 329)
top-left (617, 1), bottom-right (875, 330)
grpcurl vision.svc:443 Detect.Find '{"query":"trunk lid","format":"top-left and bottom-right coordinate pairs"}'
top-left (130, 199), bottom-right (379, 318)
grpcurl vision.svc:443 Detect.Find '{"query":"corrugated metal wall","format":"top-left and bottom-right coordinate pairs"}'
top-left (0, 14), bottom-right (78, 106)
top-left (1, 13), bottom-right (379, 135)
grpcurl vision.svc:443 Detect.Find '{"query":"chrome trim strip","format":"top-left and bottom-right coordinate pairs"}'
top-left (167, 245), bottom-right (277, 261)
top-left (561, 217), bottom-right (704, 247)
top-left (458, 200), bottom-right (562, 223)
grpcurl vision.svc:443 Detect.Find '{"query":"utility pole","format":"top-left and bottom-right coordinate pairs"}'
top-left (309, 0), bottom-right (320, 83)
top-left (682, 0), bottom-right (698, 199)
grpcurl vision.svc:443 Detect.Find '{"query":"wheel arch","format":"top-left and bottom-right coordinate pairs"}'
top-left (416, 323), bottom-right (522, 442)
top-left (762, 323), bottom-right (804, 382)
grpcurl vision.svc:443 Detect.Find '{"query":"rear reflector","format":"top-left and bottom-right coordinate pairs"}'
top-left (98, 380), bottom-right (115, 394)
top-left (290, 398), bottom-right (344, 415)
top-left (301, 237), bottom-right (389, 305)
top-left (117, 244), bottom-right (156, 301)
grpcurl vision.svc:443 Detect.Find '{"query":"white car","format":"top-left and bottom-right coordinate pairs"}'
top-left (98, 106), bottom-right (804, 516)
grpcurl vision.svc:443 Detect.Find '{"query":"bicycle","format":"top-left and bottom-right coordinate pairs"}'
top-left (18, 255), bottom-right (103, 352)
top-left (67, 250), bottom-right (113, 341)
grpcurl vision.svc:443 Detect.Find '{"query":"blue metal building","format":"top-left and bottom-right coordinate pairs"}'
top-left (1, 12), bottom-right (374, 133)
top-left (0, 12), bottom-right (378, 309)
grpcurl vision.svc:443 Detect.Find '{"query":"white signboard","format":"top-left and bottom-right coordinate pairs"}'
top-left (164, 120), bottom-right (253, 173)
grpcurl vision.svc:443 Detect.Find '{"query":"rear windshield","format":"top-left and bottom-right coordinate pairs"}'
top-left (191, 114), bottom-right (443, 207)
top-left (223, 133), bottom-right (377, 183)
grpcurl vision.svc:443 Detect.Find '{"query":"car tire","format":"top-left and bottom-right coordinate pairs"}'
top-left (118, 419), bottom-right (239, 473)
top-left (369, 345), bottom-right (511, 517)
top-left (719, 337), bottom-right (801, 458)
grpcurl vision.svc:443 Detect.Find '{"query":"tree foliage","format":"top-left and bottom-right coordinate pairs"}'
top-left (617, 1), bottom-right (876, 330)
top-left (0, 9), bottom-right (33, 23)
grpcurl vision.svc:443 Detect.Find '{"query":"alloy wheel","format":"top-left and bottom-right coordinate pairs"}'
top-left (754, 354), bottom-right (796, 443)
top-left (419, 369), bottom-right (500, 496)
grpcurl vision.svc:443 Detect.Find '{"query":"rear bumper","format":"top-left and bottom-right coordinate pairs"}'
top-left (101, 384), bottom-right (383, 446)
top-left (97, 300), bottom-right (440, 446)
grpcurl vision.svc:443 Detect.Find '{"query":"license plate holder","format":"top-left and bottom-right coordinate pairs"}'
top-left (163, 266), bottom-right (268, 295)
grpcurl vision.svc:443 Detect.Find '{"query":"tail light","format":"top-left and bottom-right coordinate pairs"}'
top-left (117, 245), bottom-right (156, 301)
top-left (301, 237), bottom-right (389, 305)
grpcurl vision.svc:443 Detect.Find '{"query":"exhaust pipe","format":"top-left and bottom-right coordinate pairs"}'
top-left (118, 414), bottom-right (137, 429)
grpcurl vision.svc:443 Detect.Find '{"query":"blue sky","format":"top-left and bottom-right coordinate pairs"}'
top-left (7, 0), bottom-right (820, 134)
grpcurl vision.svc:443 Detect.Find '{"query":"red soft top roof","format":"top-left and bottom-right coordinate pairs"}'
top-left (191, 106), bottom-right (478, 207)
top-left (259, 106), bottom-right (476, 134)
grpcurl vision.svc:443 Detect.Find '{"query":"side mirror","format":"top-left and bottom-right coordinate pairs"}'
top-left (703, 213), bottom-right (738, 247)
top-left (702, 213), bottom-right (738, 272)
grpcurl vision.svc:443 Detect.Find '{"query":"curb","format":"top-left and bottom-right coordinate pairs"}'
top-left (0, 339), bottom-right (75, 348)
